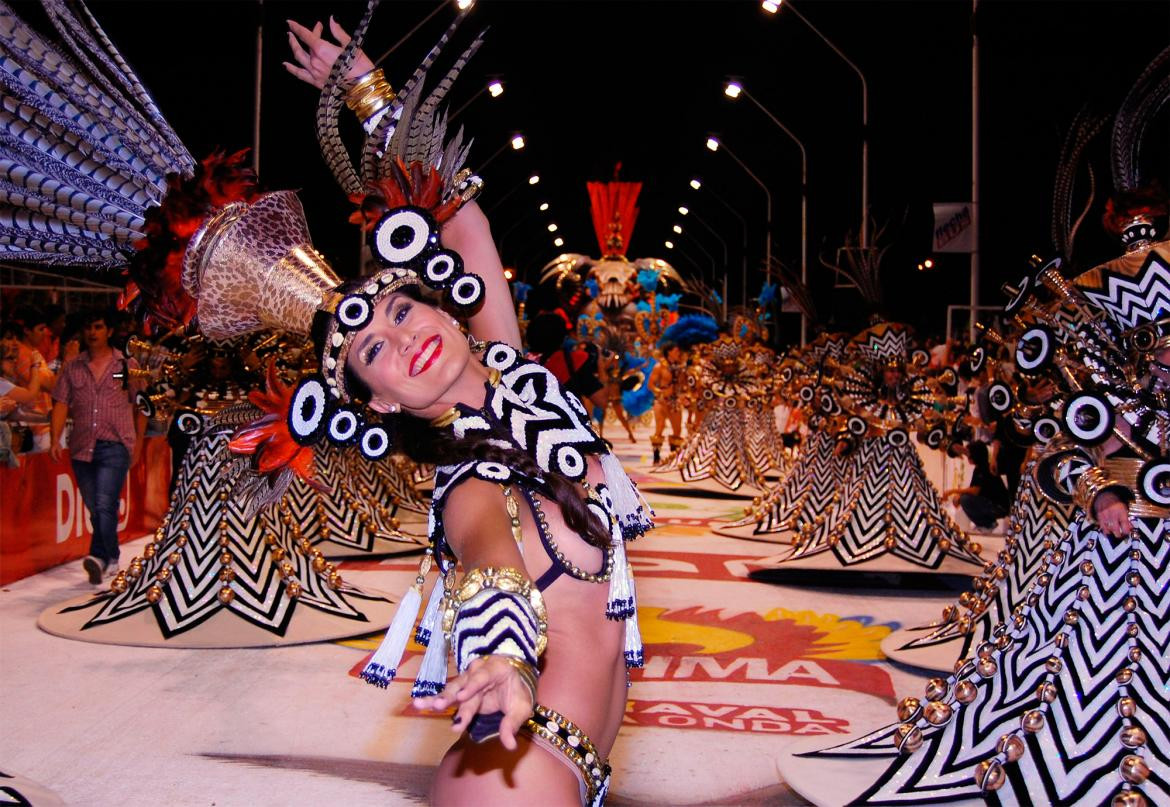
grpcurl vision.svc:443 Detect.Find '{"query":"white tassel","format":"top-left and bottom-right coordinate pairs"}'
top-left (606, 539), bottom-right (635, 620)
top-left (412, 623), bottom-right (450, 698)
top-left (624, 608), bottom-right (643, 668)
top-left (414, 575), bottom-right (445, 646)
top-left (600, 450), bottom-right (654, 539)
top-left (360, 582), bottom-right (421, 688)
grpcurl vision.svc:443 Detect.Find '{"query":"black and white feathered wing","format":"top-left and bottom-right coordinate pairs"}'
top-left (0, 0), bottom-right (193, 269)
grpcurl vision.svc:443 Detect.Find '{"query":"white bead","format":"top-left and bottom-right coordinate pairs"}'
top-left (331, 332), bottom-right (344, 347)
top-left (568, 735), bottom-right (580, 747)
top-left (325, 357), bottom-right (336, 369)
top-left (585, 753), bottom-right (594, 764)
top-left (546, 720), bottom-right (559, 733)
top-left (364, 282), bottom-right (378, 294)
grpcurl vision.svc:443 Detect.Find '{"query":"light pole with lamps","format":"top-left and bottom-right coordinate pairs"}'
top-left (373, 0), bottom-right (476, 66)
top-left (761, 0), bottom-right (868, 248)
top-left (486, 172), bottom-right (540, 215)
top-left (677, 209), bottom-right (730, 318)
top-left (497, 200), bottom-right (551, 262)
top-left (705, 135), bottom-right (771, 308)
top-left (690, 177), bottom-right (748, 316)
top-left (449, 77), bottom-right (504, 123)
top-left (479, 132), bottom-right (525, 174)
top-left (724, 78), bottom-right (809, 344)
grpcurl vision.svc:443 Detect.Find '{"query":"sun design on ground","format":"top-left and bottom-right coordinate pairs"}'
top-left (638, 606), bottom-right (897, 662)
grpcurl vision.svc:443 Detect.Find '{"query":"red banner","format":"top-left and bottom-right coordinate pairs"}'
top-left (0, 438), bottom-right (170, 584)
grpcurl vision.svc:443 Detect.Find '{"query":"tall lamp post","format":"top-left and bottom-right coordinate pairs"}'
top-left (480, 132), bottom-right (526, 174)
top-left (487, 172), bottom-right (540, 215)
top-left (450, 77), bottom-right (505, 123)
top-left (689, 177), bottom-right (748, 317)
top-left (724, 78), bottom-right (808, 344)
top-left (762, 0), bottom-right (868, 248)
top-left (676, 209), bottom-right (730, 319)
top-left (705, 135), bottom-right (771, 308)
top-left (373, 0), bottom-right (476, 66)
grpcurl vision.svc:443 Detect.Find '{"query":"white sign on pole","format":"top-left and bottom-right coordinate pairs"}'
top-left (932, 203), bottom-right (976, 253)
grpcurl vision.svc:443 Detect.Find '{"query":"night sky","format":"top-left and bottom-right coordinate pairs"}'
top-left (61, 0), bottom-right (1170, 341)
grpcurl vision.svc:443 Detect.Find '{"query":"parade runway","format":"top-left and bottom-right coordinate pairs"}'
top-left (0, 431), bottom-right (988, 806)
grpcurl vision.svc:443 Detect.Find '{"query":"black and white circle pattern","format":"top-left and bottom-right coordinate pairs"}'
top-left (887, 427), bottom-right (910, 448)
top-left (423, 250), bottom-right (462, 289)
top-left (987, 382), bottom-right (1014, 414)
top-left (1032, 416), bottom-right (1061, 444)
top-left (1003, 274), bottom-right (1032, 314)
top-left (925, 427), bottom-right (945, 449)
top-left (968, 345), bottom-right (986, 374)
top-left (288, 377), bottom-right (330, 444)
top-left (1015, 325), bottom-right (1055, 373)
top-left (798, 385), bottom-right (815, 403)
top-left (371, 206), bottom-right (437, 266)
top-left (335, 294), bottom-right (373, 330)
top-left (847, 416), bottom-right (868, 436)
top-left (448, 274), bottom-right (485, 311)
top-left (135, 391), bottom-right (154, 418)
top-left (175, 411), bottom-right (203, 435)
top-left (1062, 392), bottom-right (1114, 446)
top-left (595, 483), bottom-right (614, 514)
top-left (485, 343), bottom-right (521, 372)
top-left (327, 406), bottom-right (363, 445)
top-left (1138, 457), bottom-right (1170, 506)
top-left (359, 424), bottom-right (391, 459)
top-left (554, 444), bottom-right (586, 479)
top-left (474, 461), bottom-right (511, 481)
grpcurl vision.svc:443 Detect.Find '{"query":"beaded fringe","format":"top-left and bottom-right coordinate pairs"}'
top-left (414, 575), bottom-right (445, 646)
top-left (360, 581), bottom-right (421, 688)
top-left (606, 539), bottom-right (636, 620)
top-left (600, 451), bottom-right (654, 539)
top-left (411, 624), bottom-right (450, 698)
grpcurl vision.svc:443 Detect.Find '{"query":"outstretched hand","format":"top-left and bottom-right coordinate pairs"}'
top-left (1093, 490), bottom-right (1133, 538)
top-left (413, 655), bottom-right (535, 751)
top-left (284, 17), bottom-right (375, 90)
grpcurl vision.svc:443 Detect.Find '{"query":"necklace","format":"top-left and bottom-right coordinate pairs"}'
top-left (524, 488), bottom-right (613, 583)
top-left (429, 367), bottom-right (501, 428)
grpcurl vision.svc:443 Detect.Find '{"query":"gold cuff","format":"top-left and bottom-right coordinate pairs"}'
top-left (442, 566), bottom-right (549, 657)
top-left (1073, 465), bottom-right (1125, 519)
top-left (344, 67), bottom-right (396, 122)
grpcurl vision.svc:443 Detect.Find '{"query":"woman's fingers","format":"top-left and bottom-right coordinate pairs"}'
top-left (286, 18), bottom-right (320, 46)
top-left (451, 691), bottom-right (484, 733)
top-left (287, 31), bottom-right (313, 67)
top-left (455, 665), bottom-right (492, 702)
top-left (282, 61), bottom-right (316, 85)
top-left (329, 15), bottom-right (352, 45)
top-left (497, 692), bottom-right (534, 752)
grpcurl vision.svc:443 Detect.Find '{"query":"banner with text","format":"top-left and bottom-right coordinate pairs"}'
top-left (932, 202), bottom-right (976, 253)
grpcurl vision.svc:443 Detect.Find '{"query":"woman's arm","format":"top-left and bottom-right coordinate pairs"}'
top-left (413, 479), bottom-right (537, 749)
top-left (440, 203), bottom-right (522, 349)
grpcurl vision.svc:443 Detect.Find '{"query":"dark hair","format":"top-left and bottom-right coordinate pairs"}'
top-left (333, 286), bottom-right (611, 550)
top-left (395, 414), bottom-right (611, 549)
top-left (967, 440), bottom-right (990, 468)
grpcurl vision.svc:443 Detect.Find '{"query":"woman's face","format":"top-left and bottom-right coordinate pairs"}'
top-left (349, 292), bottom-right (473, 416)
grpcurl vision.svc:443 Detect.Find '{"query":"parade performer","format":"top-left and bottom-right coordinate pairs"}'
top-left (777, 321), bottom-right (983, 569)
top-left (248, 7), bottom-right (653, 802)
top-left (716, 331), bottom-right (849, 541)
top-left (784, 49), bottom-right (1169, 803)
top-left (0, 0), bottom-right (404, 646)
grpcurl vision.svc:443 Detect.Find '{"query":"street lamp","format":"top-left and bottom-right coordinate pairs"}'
top-left (690, 176), bottom-right (748, 314)
top-left (704, 134), bottom-right (772, 304)
top-left (672, 224), bottom-right (683, 234)
top-left (375, 0), bottom-right (476, 67)
top-left (664, 240), bottom-right (675, 250)
top-left (764, 0), bottom-right (869, 247)
top-left (678, 206), bottom-right (689, 216)
top-left (480, 132), bottom-right (525, 174)
top-left (539, 202), bottom-right (549, 211)
top-left (554, 237), bottom-right (564, 248)
top-left (547, 223), bottom-right (558, 233)
top-left (450, 76), bottom-right (506, 122)
top-left (724, 77), bottom-right (809, 344)
top-left (527, 174), bottom-right (540, 185)
top-left (487, 78), bottom-right (504, 97)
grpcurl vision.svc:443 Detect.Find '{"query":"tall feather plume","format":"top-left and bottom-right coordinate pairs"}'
top-left (0, 0), bottom-right (192, 269)
top-left (765, 256), bottom-right (818, 324)
top-left (1050, 106), bottom-right (1106, 264)
top-left (1110, 45), bottom-right (1170, 194)
top-left (316, 0), bottom-right (380, 196)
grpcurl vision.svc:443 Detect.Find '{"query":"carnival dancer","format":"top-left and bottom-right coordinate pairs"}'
top-left (0, 0), bottom-right (403, 646)
top-left (773, 321), bottom-right (983, 569)
top-left (780, 50), bottom-right (1170, 802)
top-left (715, 331), bottom-right (850, 542)
top-left (229, 9), bottom-right (651, 803)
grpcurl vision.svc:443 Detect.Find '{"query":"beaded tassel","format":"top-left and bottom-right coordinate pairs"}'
top-left (606, 539), bottom-right (635, 620)
top-left (624, 607), bottom-right (644, 668)
top-left (414, 573), bottom-right (445, 646)
top-left (599, 450), bottom-right (654, 539)
top-left (411, 622), bottom-right (450, 697)
top-left (360, 553), bottom-right (431, 688)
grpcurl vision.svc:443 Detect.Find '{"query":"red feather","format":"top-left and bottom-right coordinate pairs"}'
top-left (228, 363), bottom-right (319, 487)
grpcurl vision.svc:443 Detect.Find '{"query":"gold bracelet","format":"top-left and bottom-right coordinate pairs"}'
top-left (344, 67), bottom-right (396, 121)
top-left (1073, 465), bottom-right (1124, 519)
top-left (499, 655), bottom-right (539, 704)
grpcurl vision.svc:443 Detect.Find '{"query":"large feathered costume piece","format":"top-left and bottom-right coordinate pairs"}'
top-left (0, 1), bottom-right (264, 330)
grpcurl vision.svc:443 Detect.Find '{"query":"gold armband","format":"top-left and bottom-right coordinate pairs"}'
top-left (443, 566), bottom-right (549, 659)
top-left (1073, 465), bottom-right (1126, 520)
top-left (344, 67), bottom-right (396, 122)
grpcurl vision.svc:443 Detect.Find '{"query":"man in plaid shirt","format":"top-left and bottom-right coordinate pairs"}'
top-left (50, 310), bottom-right (146, 584)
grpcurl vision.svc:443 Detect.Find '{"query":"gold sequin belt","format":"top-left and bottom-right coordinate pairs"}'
top-left (523, 703), bottom-right (610, 806)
